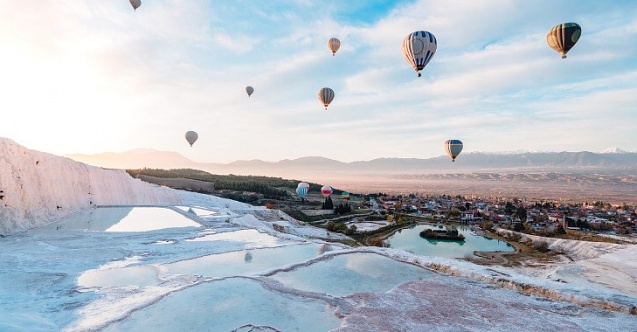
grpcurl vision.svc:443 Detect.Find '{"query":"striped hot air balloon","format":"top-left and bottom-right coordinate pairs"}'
top-left (444, 140), bottom-right (463, 162)
top-left (296, 186), bottom-right (308, 200)
top-left (318, 87), bottom-right (335, 110)
top-left (401, 31), bottom-right (437, 77)
top-left (327, 37), bottom-right (341, 56)
top-left (341, 191), bottom-right (350, 200)
top-left (297, 182), bottom-right (310, 191)
top-left (321, 185), bottom-right (333, 197)
top-left (547, 22), bottom-right (581, 59)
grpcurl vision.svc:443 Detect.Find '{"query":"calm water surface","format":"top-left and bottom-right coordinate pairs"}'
top-left (386, 224), bottom-right (514, 258)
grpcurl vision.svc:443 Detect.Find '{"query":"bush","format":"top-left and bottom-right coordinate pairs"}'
top-left (533, 241), bottom-right (550, 252)
top-left (325, 221), bottom-right (336, 231)
top-left (513, 222), bottom-right (525, 232)
top-left (367, 236), bottom-right (386, 247)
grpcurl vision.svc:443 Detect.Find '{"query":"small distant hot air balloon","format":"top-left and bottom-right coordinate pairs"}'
top-left (130, 0), bottom-right (141, 11)
top-left (402, 31), bottom-right (437, 77)
top-left (245, 86), bottom-right (254, 97)
top-left (341, 191), bottom-right (350, 200)
top-left (547, 22), bottom-right (581, 59)
top-left (318, 87), bottom-right (335, 110)
top-left (321, 185), bottom-right (333, 197)
top-left (185, 131), bottom-right (198, 147)
top-left (444, 140), bottom-right (463, 162)
top-left (296, 186), bottom-right (308, 200)
top-left (327, 38), bottom-right (341, 56)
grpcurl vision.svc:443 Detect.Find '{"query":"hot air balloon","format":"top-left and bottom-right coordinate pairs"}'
top-left (298, 182), bottom-right (310, 191)
top-left (341, 191), bottom-right (350, 200)
top-left (321, 185), bottom-right (333, 197)
top-left (318, 87), bottom-right (335, 110)
top-left (327, 38), bottom-right (341, 56)
top-left (547, 22), bottom-right (581, 59)
top-left (245, 86), bottom-right (254, 97)
top-left (185, 131), bottom-right (198, 147)
top-left (130, 0), bottom-right (141, 11)
top-left (296, 186), bottom-right (308, 200)
top-left (401, 31), bottom-right (437, 77)
top-left (444, 140), bottom-right (463, 162)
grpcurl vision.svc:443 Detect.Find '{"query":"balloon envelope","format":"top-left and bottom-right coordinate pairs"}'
top-left (547, 22), bottom-right (581, 59)
top-left (185, 131), bottom-right (198, 147)
top-left (321, 185), bottom-right (333, 197)
top-left (444, 140), bottom-right (463, 162)
top-left (402, 31), bottom-right (437, 77)
top-left (327, 38), bottom-right (341, 56)
top-left (296, 186), bottom-right (308, 199)
top-left (245, 86), bottom-right (254, 97)
top-left (318, 87), bottom-right (335, 110)
top-left (130, 0), bottom-right (141, 10)
top-left (297, 182), bottom-right (310, 190)
top-left (341, 191), bottom-right (350, 200)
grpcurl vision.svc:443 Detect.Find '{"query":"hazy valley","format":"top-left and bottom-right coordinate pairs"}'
top-left (66, 150), bottom-right (637, 204)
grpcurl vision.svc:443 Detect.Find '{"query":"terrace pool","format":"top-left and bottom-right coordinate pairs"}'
top-left (40, 206), bottom-right (202, 232)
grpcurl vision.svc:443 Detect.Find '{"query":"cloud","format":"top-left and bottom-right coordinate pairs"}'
top-left (1, 0), bottom-right (637, 162)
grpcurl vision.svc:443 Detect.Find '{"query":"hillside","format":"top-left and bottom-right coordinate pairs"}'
top-left (0, 138), bottom-right (181, 234)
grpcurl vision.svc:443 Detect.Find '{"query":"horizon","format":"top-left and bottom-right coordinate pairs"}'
top-left (1, 1), bottom-right (636, 163)
top-left (63, 145), bottom-right (636, 164)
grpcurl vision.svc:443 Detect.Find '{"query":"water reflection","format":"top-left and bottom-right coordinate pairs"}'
top-left (41, 207), bottom-right (201, 232)
top-left (386, 224), bottom-right (514, 258)
top-left (270, 253), bottom-right (436, 297)
top-left (165, 244), bottom-right (326, 278)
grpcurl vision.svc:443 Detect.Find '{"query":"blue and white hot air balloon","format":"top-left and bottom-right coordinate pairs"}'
top-left (296, 186), bottom-right (308, 200)
top-left (444, 140), bottom-right (463, 162)
top-left (401, 31), bottom-right (437, 77)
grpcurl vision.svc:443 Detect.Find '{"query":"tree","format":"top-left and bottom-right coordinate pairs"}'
top-left (515, 207), bottom-right (527, 222)
top-left (322, 196), bottom-right (334, 210)
top-left (505, 202), bottom-right (515, 215)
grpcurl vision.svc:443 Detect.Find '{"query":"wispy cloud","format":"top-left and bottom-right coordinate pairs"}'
top-left (0, 0), bottom-right (636, 162)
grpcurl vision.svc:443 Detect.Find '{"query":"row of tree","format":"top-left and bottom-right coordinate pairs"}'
top-left (127, 168), bottom-right (294, 200)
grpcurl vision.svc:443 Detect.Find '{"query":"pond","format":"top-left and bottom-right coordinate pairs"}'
top-left (386, 224), bottom-right (514, 258)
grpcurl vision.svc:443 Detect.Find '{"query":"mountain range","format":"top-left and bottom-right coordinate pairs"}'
top-left (65, 150), bottom-right (637, 176)
top-left (65, 149), bottom-right (637, 202)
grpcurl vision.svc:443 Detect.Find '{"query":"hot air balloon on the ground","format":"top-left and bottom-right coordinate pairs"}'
top-left (327, 38), bottom-right (341, 56)
top-left (402, 31), bottom-right (437, 77)
top-left (245, 86), bottom-right (254, 97)
top-left (185, 131), bottom-right (198, 147)
top-left (318, 87), bottom-right (335, 110)
top-left (321, 185), bottom-right (333, 197)
top-left (296, 186), bottom-right (308, 200)
top-left (341, 191), bottom-right (350, 200)
top-left (130, 0), bottom-right (141, 11)
top-left (547, 22), bottom-right (581, 59)
top-left (444, 140), bottom-right (463, 162)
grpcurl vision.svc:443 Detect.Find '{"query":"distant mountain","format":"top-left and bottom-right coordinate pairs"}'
top-left (65, 149), bottom-right (637, 177)
top-left (65, 150), bottom-right (211, 170)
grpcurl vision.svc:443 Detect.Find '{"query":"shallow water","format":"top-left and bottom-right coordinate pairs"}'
top-left (103, 278), bottom-right (341, 332)
top-left (165, 243), bottom-right (330, 278)
top-left (39, 206), bottom-right (201, 232)
top-left (386, 224), bottom-right (514, 258)
top-left (270, 252), bottom-right (436, 297)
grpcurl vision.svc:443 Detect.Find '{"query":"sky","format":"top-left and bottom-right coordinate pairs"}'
top-left (1, 0), bottom-right (636, 163)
